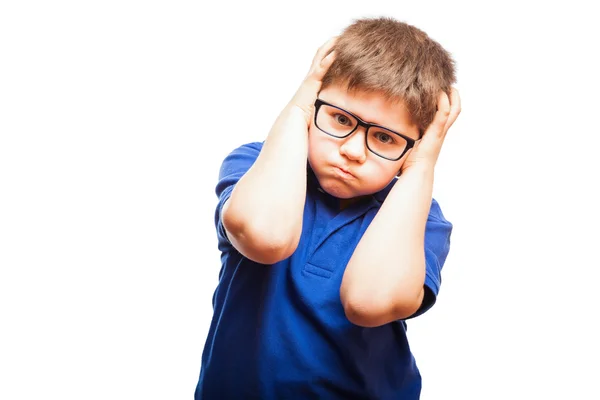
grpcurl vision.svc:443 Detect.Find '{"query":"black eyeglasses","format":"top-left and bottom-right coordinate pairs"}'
top-left (313, 98), bottom-right (416, 161)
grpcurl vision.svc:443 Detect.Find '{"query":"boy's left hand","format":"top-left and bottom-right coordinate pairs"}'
top-left (401, 88), bottom-right (461, 172)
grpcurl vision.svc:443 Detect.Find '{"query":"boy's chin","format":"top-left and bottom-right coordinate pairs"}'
top-left (317, 179), bottom-right (366, 200)
top-left (317, 173), bottom-right (395, 199)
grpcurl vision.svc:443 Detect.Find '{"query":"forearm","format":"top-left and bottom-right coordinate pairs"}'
top-left (341, 164), bottom-right (434, 325)
top-left (223, 37), bottom-right (337, 263)
top-left (224, 104), bottom-right (309, 254)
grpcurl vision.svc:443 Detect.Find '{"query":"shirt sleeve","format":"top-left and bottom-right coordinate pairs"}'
top-left (214, 142), bottom-right (263, 252)
top-left (405, 198), bottom-right (453, 319)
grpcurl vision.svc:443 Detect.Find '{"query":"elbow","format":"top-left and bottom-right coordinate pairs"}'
top-left (341, 288), bottom-right (423, 327)
top-left (243, 231), bottom-right (299, 265)
top-left (223, 211), bottom-right (300, 264)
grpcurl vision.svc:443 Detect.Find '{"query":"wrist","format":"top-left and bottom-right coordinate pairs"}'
top-left (401, 161), bottom-right (436, 178)
top-left (290, 80), bottom-right (320, 113)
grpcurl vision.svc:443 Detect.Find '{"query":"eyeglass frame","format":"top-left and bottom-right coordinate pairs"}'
top-left (313, 98), bottom-right (417, 161)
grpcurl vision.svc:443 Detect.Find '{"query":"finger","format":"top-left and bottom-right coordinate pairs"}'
top-left (311, 36), bottom-right (338, 70)
top-left (307, 37), bottom-right (338, 79)
top-left (294, 39), bottom-right (338, 109)
top-left (291, 37), bottom-right (338, 116)
top-left (443, 87), bottom-right (461, 133)
top-left (425, 91), bottom-right (450, 139)
top-left (320, 50), bottom-right (336, 70)
top-left (307, 50), bottom-right (335, 83)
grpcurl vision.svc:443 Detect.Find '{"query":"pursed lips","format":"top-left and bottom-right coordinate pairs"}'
top-left (334, 166), bottom-right (356, 179)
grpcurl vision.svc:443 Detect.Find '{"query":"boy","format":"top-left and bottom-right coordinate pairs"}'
top-left (195, 17), bottom-right (460, 399)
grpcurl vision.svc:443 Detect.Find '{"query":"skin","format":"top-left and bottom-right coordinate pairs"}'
top-left (222, 37), bottom-right (461, 326)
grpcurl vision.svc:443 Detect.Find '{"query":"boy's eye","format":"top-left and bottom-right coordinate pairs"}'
top-left (373, 131), bottom-right (395, 144)
top-left (334, 113), bottom-right (352, 126)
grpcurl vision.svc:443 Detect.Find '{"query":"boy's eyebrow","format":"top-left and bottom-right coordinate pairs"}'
top-left (323, 100), bottom-right (379, 126)
top-left (340, 103), bottom-right (412, 135)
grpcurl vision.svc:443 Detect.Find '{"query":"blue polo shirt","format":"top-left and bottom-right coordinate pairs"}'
top-left (195, 142), bottom-right (452, 399)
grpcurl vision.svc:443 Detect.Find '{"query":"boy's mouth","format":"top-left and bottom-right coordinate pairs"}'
top-left (334, 166), bottom-right (355, 179)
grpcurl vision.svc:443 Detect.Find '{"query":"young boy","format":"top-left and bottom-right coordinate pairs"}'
top-left (195, 17), bottom-right (460, 399)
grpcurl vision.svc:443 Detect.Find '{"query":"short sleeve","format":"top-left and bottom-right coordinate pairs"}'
top-left (214, 142), bottom-right (263, 252)
top-left (406, 198), bottom-right (453, 319)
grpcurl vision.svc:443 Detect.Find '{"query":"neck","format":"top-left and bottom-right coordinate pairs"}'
top-left (339, 196), bottom-right (364, 210)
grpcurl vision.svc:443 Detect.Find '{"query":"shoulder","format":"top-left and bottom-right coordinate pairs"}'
top-left (221, 141), bottom-right (264, 166)
top-left (428, 198), bottom-right (452, 229)
top-left (424, 198), bottom-right (452, 261)
top-left (233, 141), bottom-right (263, 153)
top-left (217, 142), bottom-right (264, 178)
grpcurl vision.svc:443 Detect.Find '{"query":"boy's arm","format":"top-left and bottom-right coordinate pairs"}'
top-left (340, 89), bottom-right (461, 327)
top-left (222, 38), bottom-right (337, 265)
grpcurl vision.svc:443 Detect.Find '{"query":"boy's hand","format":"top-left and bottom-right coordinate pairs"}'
top-left (289, 37), bottom-right (337, 124)
top-left (401, 88), bottom-right (461, 172)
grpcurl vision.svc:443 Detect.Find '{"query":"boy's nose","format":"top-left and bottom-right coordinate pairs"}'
top-left (339, 129), bottom-right (367, 163)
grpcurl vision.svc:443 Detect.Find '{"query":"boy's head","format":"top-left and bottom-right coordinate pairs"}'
top-left (308, 17), bottom-right (456, 201)
top-left (322, 17), bottom-right (456, 134)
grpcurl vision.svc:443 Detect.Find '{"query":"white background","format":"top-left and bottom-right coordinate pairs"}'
top-left (1, 1), bottom-right (599, 399)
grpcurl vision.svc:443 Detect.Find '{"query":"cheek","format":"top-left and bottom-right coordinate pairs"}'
top-left (308, 129), bottom-right (337, 159)
top-left (366, 159), bottom-right (405, 186)
top-left (307, 130), bottom-right (322, 168)
top-left (371, 152), bottom-right (407, 179)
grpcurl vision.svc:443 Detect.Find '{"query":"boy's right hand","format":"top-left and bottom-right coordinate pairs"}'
top-left (222, 38), bottom-right (337, 265)
top-left (289, 37), bottom-right (337, 125)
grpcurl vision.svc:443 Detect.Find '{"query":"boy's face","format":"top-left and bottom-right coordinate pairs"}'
top-left (308, 84), bottom-right (420, 199)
